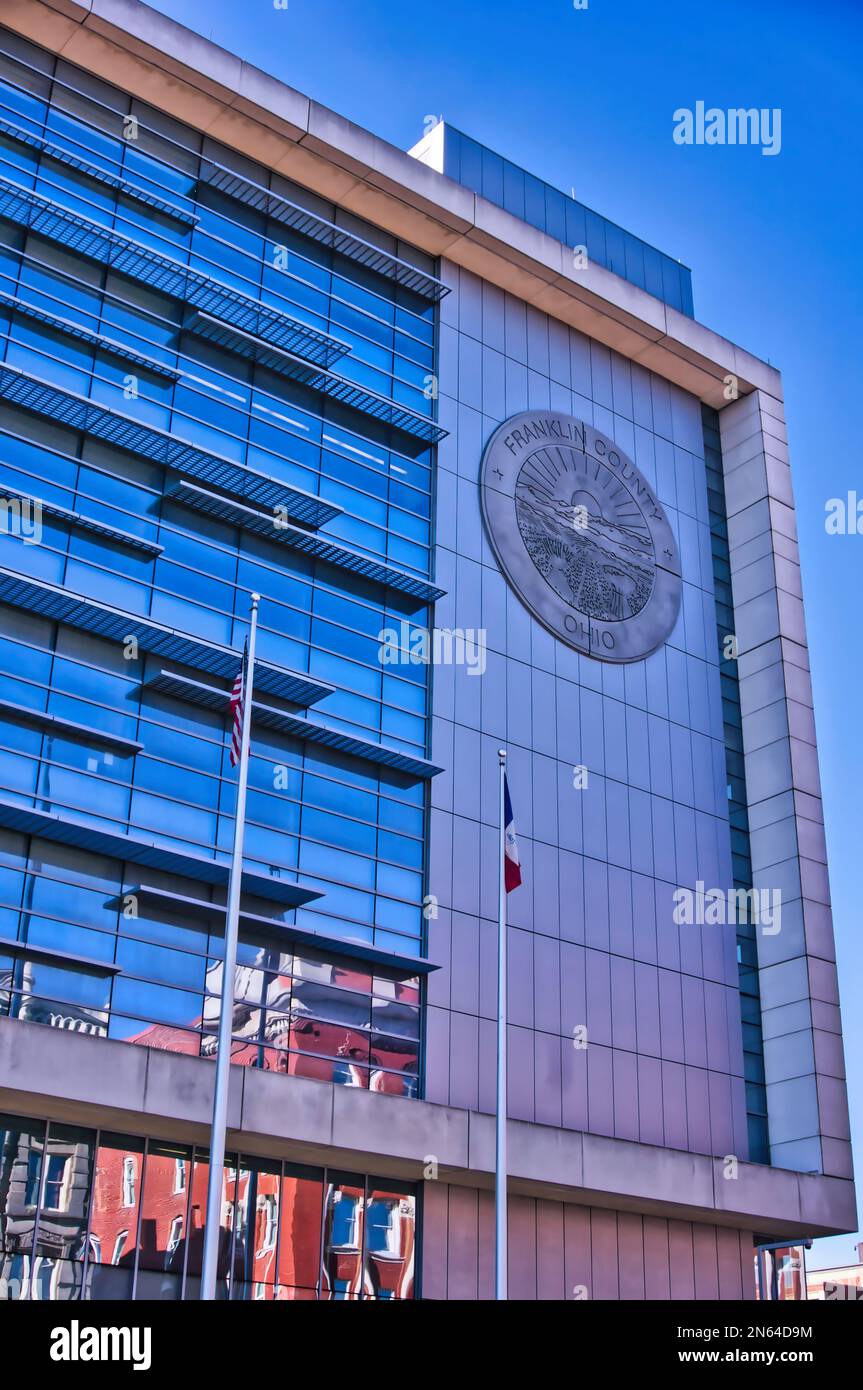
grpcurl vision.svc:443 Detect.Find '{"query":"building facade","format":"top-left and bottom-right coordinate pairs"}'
top-left (0, 0), bottom-right (855, 1301)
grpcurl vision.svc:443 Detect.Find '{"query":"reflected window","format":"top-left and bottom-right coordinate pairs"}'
top-left (34, 1124), bottom-right (94, 1262)
top-left (0, 1114), bottom-right (47, 1272)
top-left (42, 1154), bottom-right (68, 1210)
top-left (122, 1157), bottom-right (136, 1208)
top-left (330, 1191), bottom-right (359, 1249)
top-left (89, 1134), bottom-right (144, 1270)
top-left (233, 1156), bottom-right (280, 1292)
top-left (366, 1198), bottom-right (400, 1255)
top-left (322, 1175), bottom-right (364, 1300)
top-left (364, 1185), bottom-right (415, 1300)
top-left (261, 1197), bottom-right (277, 1254)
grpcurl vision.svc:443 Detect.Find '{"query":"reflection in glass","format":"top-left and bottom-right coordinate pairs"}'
top-left (364, 1185), bottom-right (415, 1300)
top-left (321, 1175), bottom-right (364, 1300)
top-left (33, 1124), bottom-right (94, 1263)
top-left (277, 1164), bottom-right (323, 1295)
top-left (16, 957), bottom-right (111, 1029)
top-left (231, 1278), bottom-right (279, 1300)
top-left (30, 1256), bottom-right (83, 1301)
top-left (2, 923), bottom-right (423, 1091)
top-left (137, 1142), bottom-right (190, 1274)
top-left (134, 1268), bottom-right (181, 1301)
top-left (288, 1047), bottom-right (369, 1089)
top-left (371, 1031), bottom-right (419, 1074)
top-left (85, 1264), bottom-right (134, 1300)
top-left (0, 954), bottom-right (11, 1015)
top-left (264, 971), bottom-right (293, 1014)
top-left (12, 972), bottom-right (109, 1036)
top-left (86, 1133), bottom-right (144, 1286)
top-left (113, 1015), bottom-right (202, 1056)
top-left (232, 1155), bottom-right (281, 1292)
top-left (0, 1123), bottom-right (417, 1299)
top-left (183, 1148), bottom-right (236, 1286)
top-left (0, 1114), bottom-right (46, 1300)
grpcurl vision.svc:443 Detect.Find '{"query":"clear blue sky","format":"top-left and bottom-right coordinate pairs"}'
top-left (150, 0), bottom-right (862, 1268)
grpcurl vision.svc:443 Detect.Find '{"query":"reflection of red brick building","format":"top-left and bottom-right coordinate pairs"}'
top-left (126, 1025), bottom-right (200, 1058)
top-left (86, 1136), bottom-right (414, 1298)
top-left (90, 1144), bottom-right (190, 1278)
top-left (89, 1145), bottom-right (143, 1272)
top-left (123, 956), bottom-right (421, 1098)
top-left (320, 1181), bottom-right (415, 1300)
top-left (277, 1170), bottom-right (323, 1295)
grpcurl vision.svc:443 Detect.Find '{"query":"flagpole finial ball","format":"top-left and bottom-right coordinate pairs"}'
top-left (251, 592), bottom-right (261, 604)
top-left (498, 748), bottom-right (507, 762)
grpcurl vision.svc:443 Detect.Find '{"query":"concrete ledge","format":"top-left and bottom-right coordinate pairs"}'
top-left (1, 0), bottom-right (782, 409)
top-left (0, 1018), bottom-right (854, 1238)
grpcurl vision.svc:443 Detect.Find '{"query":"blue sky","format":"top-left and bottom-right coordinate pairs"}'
top-left (149, 0), bottom-right (862, 1267)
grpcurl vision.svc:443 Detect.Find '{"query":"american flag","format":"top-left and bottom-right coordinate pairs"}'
top-left (229, 639), bottom-right (249, 768)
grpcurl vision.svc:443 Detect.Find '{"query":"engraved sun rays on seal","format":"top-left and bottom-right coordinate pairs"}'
top-left (514, 445), bottom-right (656, 623)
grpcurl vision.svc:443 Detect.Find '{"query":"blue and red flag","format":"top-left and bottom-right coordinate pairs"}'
top-left (503, 774), bottom-right (522, 892)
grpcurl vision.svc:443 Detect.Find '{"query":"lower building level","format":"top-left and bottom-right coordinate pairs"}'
top-left (1, 1017), bottom-right (853, 1300)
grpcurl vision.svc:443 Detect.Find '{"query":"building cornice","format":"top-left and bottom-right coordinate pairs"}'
top-left (2, 0), bottom-right (782, 409)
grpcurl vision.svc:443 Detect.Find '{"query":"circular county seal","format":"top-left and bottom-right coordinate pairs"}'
top-left (480, 411), bottom-right (681, 662)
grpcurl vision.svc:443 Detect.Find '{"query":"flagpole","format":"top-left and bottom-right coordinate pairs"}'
top-left (496, 746), bottom-right (507, 1301)
top-left (201, 591), bottom-right (260, 1300)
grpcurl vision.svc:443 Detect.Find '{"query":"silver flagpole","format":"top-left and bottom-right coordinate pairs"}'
top-left (495, 747), bottom-right (508, 1301)
top-left (201, 591), bottom-right (260, 1300)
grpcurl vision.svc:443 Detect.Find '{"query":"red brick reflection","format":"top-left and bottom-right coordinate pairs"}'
top-left (121, 962), bottom-right (419, 1097)
top-left (321, 1181), bottom-right (415, 1300)
top-left (88, 1145), bottom-right (415, 1298)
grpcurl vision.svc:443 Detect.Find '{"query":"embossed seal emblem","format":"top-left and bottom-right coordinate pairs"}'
top-left (480, 411), bottom-right (681, 662)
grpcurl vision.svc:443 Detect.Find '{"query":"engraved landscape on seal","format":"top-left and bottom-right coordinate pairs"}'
top-left (514, 444), bottom-right (656, 623)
